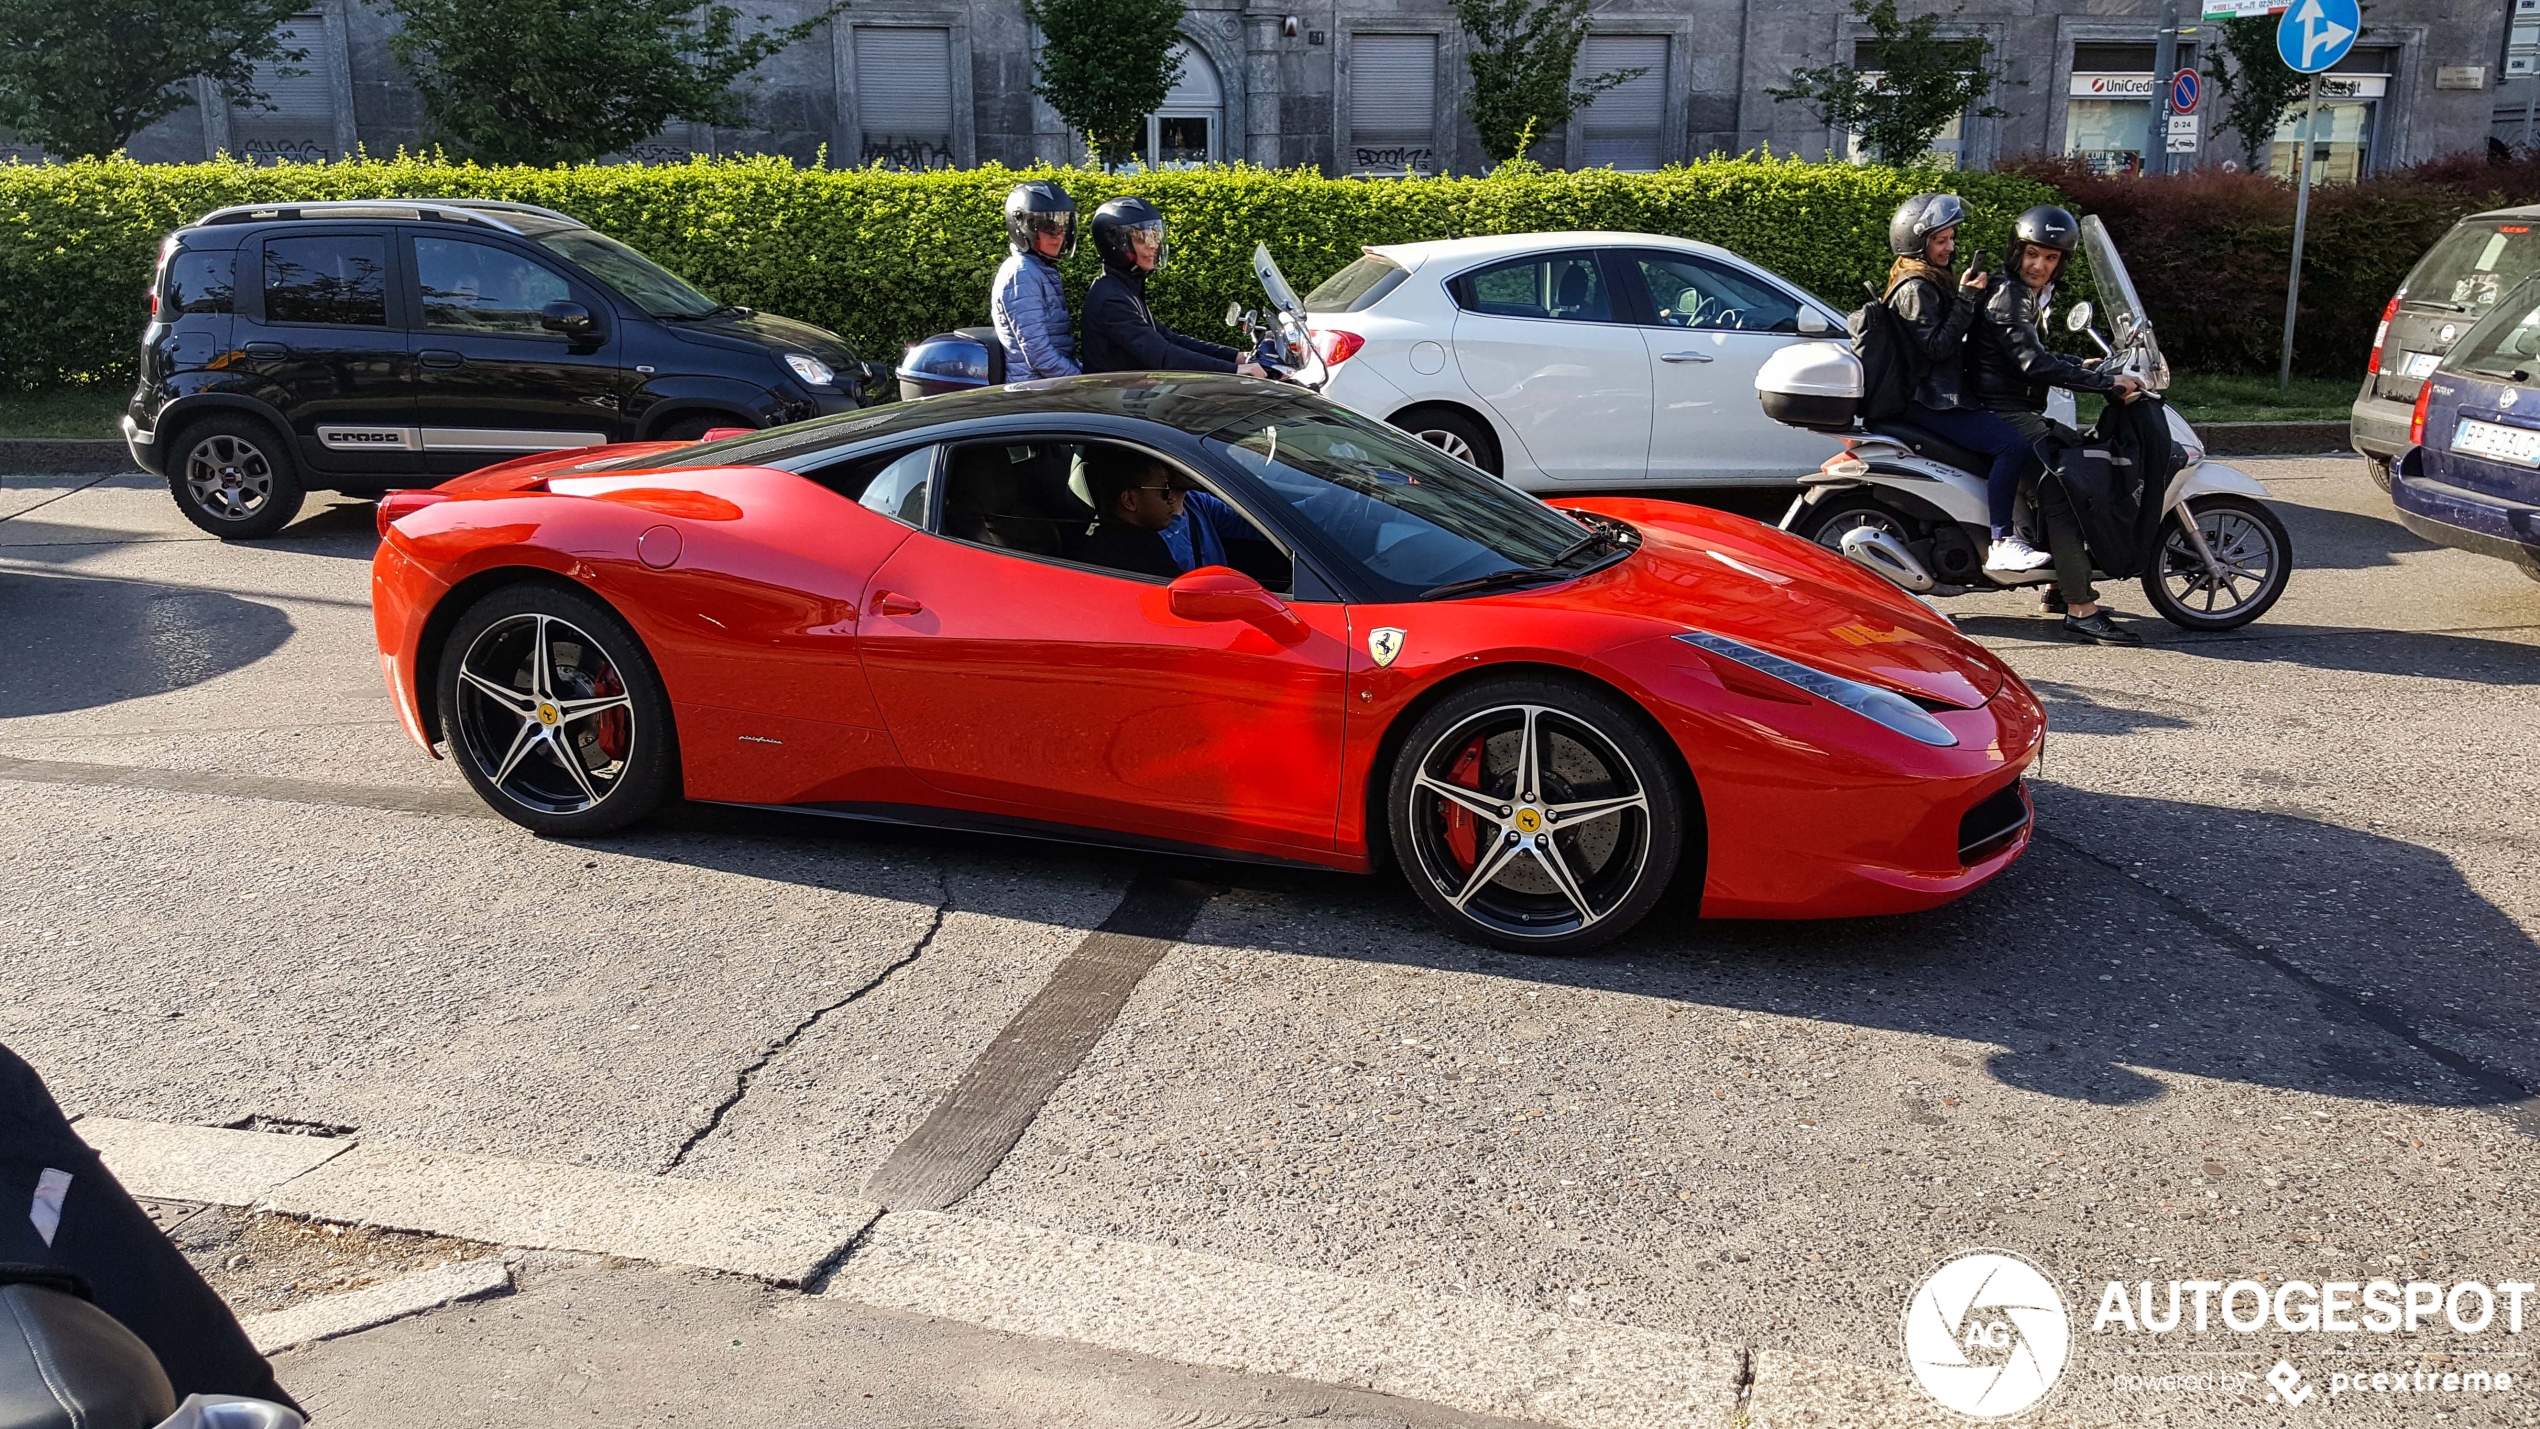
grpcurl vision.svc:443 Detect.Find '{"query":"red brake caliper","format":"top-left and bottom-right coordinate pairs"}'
top-left (590, 668), bottom-right (629, 762)
top-left (1440, 735), bottom-right (1486, 870)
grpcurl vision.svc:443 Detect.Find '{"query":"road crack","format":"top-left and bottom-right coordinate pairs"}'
top-left (664, 860), bottom-right (953, 1171)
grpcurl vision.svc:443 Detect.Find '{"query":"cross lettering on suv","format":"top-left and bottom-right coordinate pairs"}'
top-left (125, 199), bottom-right (883, 538)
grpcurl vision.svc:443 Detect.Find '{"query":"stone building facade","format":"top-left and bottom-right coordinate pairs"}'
top-left (31, 0), bottom-right (2516, 181)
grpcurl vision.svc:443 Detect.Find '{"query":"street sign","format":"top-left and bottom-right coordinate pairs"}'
top-left (2171, 68), bottom-right (2202, 114)
top-left (2276, 0), bottom-right (2359, 74)
top-left (2168, 114), bottom-right (2201, 136)
top-left (2202, 0), bottom-right (2283, 17)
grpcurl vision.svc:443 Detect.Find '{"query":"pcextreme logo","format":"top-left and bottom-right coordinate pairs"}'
top-left (1903, 1250), bottom-right (2072, 1420)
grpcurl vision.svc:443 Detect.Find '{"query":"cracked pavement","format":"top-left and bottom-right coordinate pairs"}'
top-left (4, 458), bottom-right (2538, 1426)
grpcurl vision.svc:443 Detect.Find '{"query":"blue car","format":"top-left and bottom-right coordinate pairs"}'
top-left (2394, 273), bottom-right (2540, 582)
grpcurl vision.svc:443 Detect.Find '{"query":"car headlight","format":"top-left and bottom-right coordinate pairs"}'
top-left (784, 352), bottom-right (835, 387)
top-left (1676, 630), bottom-right (1959, 747)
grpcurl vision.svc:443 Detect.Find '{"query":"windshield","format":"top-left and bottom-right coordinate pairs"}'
top-left (1304, 253), bottom-right (1408, 313)
top-left (2404, 219), bottom-right (2540, 319)
top-left (2445, 275), bottom-right (2540, 382)
top-left (1205, 405), bottom-right (1609, 601)
top-left (542, 230), bottom-right (719, 319)
top-left (2078, 214), bottom-right (2168, 391)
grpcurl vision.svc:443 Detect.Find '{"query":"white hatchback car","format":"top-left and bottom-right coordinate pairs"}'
top-left (1293, 231), bottom-right (1850, 490)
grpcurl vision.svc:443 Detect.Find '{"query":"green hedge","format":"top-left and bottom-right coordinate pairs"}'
top-left (0, 153), bottom-right (2068, 392)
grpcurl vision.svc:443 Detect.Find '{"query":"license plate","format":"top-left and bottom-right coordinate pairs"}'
top-left (2402, 351), bottom-right (2441, 378)
top-left (2453, 417), bottom-right (2540, 468)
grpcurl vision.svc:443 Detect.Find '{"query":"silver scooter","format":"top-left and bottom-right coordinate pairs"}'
top-left (1231, 243), bottom-right (1333, 392)
top-left (1753, 216), bottom-right (2292, 631)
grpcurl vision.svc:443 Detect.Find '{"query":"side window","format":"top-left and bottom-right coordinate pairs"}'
top-left (939, 440), bottom-right (1096, 558)
top-left (414, 237), bottom-right (574, 335)
top-left (1631, 252), bottom-right (1802, 333)
top-left (164, 249), bottom-right (236, 314)
top-left (939, 437), bottom-right (1291, 592)
top-left (854, 447), bottom-right (936, 526)
top-left (1453, 253), bottom-right (1611, 322)
top-left (262, 235), bottom-right (389, 327)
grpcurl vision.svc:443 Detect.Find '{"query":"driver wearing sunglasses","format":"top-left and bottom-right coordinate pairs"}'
top-left (1076, 449), bottom-right (1265, 581)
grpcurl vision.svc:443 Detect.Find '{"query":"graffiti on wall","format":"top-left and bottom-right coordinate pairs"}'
top-left (1350, 144), bottom-right (1434, 175)
top-left (863, 135), bottom-right (957, 171)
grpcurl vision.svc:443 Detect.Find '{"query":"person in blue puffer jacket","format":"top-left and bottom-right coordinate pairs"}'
top-left (991, 181), bottom-right (1081, 381)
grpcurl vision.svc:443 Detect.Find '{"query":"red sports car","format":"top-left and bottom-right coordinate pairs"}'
top-left (372, 374), bottom-right (2042, 952)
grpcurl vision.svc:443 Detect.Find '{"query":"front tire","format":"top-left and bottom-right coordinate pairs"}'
top-left (1387, 678), bottom-right (1684, 954)
top-left (2140, 495), bottom-right (2291, 631)
top-left (167, 414), bottom-right (305, 539)
top-left (436, 583), bottom-right (680, 836)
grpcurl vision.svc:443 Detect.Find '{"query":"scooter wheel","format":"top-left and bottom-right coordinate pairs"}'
top-left (2140, 495), bottom-right (2291, 631)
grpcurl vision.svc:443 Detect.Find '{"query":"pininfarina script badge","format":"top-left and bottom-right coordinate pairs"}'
top-left (1368, 627), bottom-right (1406, 667)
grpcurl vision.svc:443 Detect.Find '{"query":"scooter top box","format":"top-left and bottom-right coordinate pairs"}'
top-left (1756, 341), bottom-right (1864, 432)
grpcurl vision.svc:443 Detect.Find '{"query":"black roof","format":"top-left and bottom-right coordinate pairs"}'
top-left (625, 373), bottom-right (1304, 472)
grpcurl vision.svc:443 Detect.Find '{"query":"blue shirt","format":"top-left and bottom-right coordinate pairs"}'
top-left (1160, 491), bottom-right (1250, 573)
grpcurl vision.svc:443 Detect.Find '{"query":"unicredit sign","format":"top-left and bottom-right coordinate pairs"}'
top-left (2070, 72), bottom-right (2159, 97)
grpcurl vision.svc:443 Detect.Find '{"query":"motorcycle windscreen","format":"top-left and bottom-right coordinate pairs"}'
top-left (1254, 243), bottom-right (1304, 317)
top-left (2079, 215), bottom-right (2170, 390)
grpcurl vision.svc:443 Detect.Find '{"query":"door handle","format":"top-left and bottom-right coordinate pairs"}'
top-left (871, 590), bottom-right (922, 617)
top-left (418, 348), bottom-right (465, 369)
top-left (1659, 351), bottom-right (1715, 364)
top-left (242, 341), bottom-right (288, 359)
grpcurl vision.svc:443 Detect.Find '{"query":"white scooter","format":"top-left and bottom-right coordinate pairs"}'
top-left (1753, 216), bottom-right (2292, 631)
top-left (1231, 243), bottom-right (1332, 393)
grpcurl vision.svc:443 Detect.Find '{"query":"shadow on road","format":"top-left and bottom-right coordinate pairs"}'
top-left (0, 572), bottom-right (292, 717)
top-left (2271, 500), bottom-right (2440, 571)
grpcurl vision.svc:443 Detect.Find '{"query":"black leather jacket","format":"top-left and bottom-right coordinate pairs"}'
top-left (1080, 264), bottom-right (1243, 374)
top-left (1884, 268), bottom-right (1979, 412)
top-left (1967, 280), bottom-right (2117, 414)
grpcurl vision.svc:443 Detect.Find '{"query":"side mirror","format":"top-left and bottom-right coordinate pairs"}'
top-left (541, 300), bottom-right (596, 336)
top-left (1796, 308), bottom-right (1832, 336)
top-left (1224, 301), bottom-right (1244, 329)
top-left (2064, 300), bottom-right (2094, 334)
top-left (1167, 566), bottom-right (1307, 643)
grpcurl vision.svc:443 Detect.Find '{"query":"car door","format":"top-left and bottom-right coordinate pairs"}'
top-left (240, 228), bottom-right (417, 484)
top-left (401, 229), bottom-right (637, 476)
top-left (855, 432), bottom-right (1351, 855)
top-left (1447, 250), bottom-right (1651, 482)
top-left (1619, 248), bottom-right (1845, 482)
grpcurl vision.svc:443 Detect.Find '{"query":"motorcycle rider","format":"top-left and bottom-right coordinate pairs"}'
top-left (1079, 197), bottom-right (1266, 377)
top-left (1879, 194), bottom-right (2042, 577)
top-left (1968, 204), bottom-right (2147, 647)
top-left (991, 180), bottom-right (1081, 380)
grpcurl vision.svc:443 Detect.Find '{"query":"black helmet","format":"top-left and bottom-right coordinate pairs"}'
top-left (1005, 181), bottom-right (1076, 258)
top-left (1090, 196), bottom-right (1168, 272)
top-left (1888, 193), bottom-right (1967, 258)
top-left (2013, 205), bottom-right (2081, 255)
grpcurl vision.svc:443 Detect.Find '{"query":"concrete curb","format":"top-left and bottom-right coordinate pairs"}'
top-left (242, 1259), bottom-right (512, 1353)
top-left (2197, 421), bottom-right (2350, 457)
top-left (0, 438), bottom-right (137, 473)
top-left (76, 1118), bottom-right (353, 1205)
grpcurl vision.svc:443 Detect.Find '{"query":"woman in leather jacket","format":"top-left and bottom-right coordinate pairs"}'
top-left (1969, 205), bottom-right (2146, 646)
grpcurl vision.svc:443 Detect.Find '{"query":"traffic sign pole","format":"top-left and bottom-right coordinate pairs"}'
top-left (2150, 0), bottom-right (2180, 176)
top-left (2278, 74), bottom-right (2320, 389)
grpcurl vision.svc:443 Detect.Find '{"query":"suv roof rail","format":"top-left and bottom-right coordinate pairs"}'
top-left (192, 198), bottom-right (585, 234)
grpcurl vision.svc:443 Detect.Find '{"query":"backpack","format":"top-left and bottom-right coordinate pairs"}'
top-left (1847, 277), bottom-right (1927, 423)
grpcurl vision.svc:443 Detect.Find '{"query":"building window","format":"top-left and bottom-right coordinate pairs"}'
top-left (1350, 34), bottom-right (1437, 175)
top-left (231, 12), bottom-right (341, 163)
top-left (2063, 40), bottom-right (2198, 176)
top-left (1135, 42), bottom-right (1221, 168)
top-left (1576, 36), bottom-right (1667, 170)
top-left (2267, 51), bottom-right (2390, 182)
top-left (856, 26), bottom-right (956, 170)
top-left (1845, 38), bottom-right (1998, 169)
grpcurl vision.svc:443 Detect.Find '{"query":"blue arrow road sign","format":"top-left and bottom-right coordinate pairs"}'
top-left (2276, 0), bottom-right (2358, 74)
top-left (2172, 69), bottom-right (2201, 115)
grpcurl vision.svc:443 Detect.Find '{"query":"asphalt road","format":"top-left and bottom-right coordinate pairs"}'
top-left (4, 457), bottom-right (2537, 1427)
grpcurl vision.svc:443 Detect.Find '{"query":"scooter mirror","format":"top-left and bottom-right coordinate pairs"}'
top-left (1224, 301), bottom-right (1244, 329)
top-left (2064, 300), bottom-right (2095, 334)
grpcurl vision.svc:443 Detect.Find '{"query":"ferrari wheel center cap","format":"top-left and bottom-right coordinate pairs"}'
top-left (1513, 807), bottom-right (1543, 834)
top-left (536, 703), bottom-right (559, 725)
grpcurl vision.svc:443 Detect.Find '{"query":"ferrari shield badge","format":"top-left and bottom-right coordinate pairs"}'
top-left (1368, 627), bottom-right (1406, 668)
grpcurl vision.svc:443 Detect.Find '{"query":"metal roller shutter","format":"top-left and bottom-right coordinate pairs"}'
top-left (232, 13), bottom-right (339, 161)
top-left (1579, 36), bottom-right (1666, 170)
top-left (857, 27), bottom-right (955, 168)
top-left (1350, 33), bottom-right (1436, 173)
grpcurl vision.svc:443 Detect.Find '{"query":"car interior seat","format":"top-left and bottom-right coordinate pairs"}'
top-left (1552, 265), bottom-right (1600, 320)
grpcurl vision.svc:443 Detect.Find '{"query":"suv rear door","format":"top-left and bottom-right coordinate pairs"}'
top-left (400, 227), bottom-right (638, 476)
top-left (240, 227), bottom-right (418, 484)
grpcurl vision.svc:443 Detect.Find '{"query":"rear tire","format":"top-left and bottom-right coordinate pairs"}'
top-left (436, 582), bottom-right (680, 836)
top-left (2140, 495), bottom-right (2292, 631)
top-left (2364, 455), bottom-right (2391, 492)
top-left (167, 414), bottom-right (305, 539)
top-left (1392, 407), bottom-right (1501, 476)
top-left (1387, 677), bottom-right (1684, 955)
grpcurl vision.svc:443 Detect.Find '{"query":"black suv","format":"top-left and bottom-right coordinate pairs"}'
top-left (126, 198), bottom-right (885, 538)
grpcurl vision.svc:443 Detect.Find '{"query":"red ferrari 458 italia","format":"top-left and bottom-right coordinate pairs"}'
top-left (372, 374), bottom-right (2042, 952)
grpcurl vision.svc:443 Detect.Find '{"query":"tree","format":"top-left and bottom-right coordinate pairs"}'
top-left (2208, 14), bottom-right (2309, 170)
top-left (381, 0), bottom-right (841, 166)
top-left (1022, 0), bottom-right (1185, 167)
top-left (1767, 0), bottom-right (2005, 168)
top-left (1458, 0), bottom-right (1644, 166)
top-left (0, 0), bottom-right (304, 158)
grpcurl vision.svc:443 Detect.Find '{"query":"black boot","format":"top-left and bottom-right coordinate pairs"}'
top-left (2062, 609), bottom-right (2142, 646)
top-left (2038, 587), bottom-right (2066, 616)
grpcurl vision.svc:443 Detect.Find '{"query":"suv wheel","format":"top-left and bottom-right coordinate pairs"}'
top-left (168, 415), bottom-right (305, 539)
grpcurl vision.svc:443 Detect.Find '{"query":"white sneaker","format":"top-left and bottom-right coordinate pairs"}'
top-left (1986, 536), bottom-right (2052, 573)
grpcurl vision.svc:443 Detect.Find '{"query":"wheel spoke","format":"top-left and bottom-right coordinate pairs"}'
top-left (1415, 772), bottom-right (1504, 824)
top-left (530, 615), bottom-right (554, 703)
top-left (460, 666), bottom-right (540, 716)
top-left (1545, 791), bottom-right (1646, 827)
top-left (1449, 835), bottom-right (1528, 910)
top-left (489, 718), bottom-right (540, 786)
top-left (555, 692), bottom-right (632, 725)
top-left (1516, 707), bottom-right (1543, 803)
top-left (1529, 839), bottom-right (1600, 927)
top-left (546, 731), bottom-right (602, 806)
